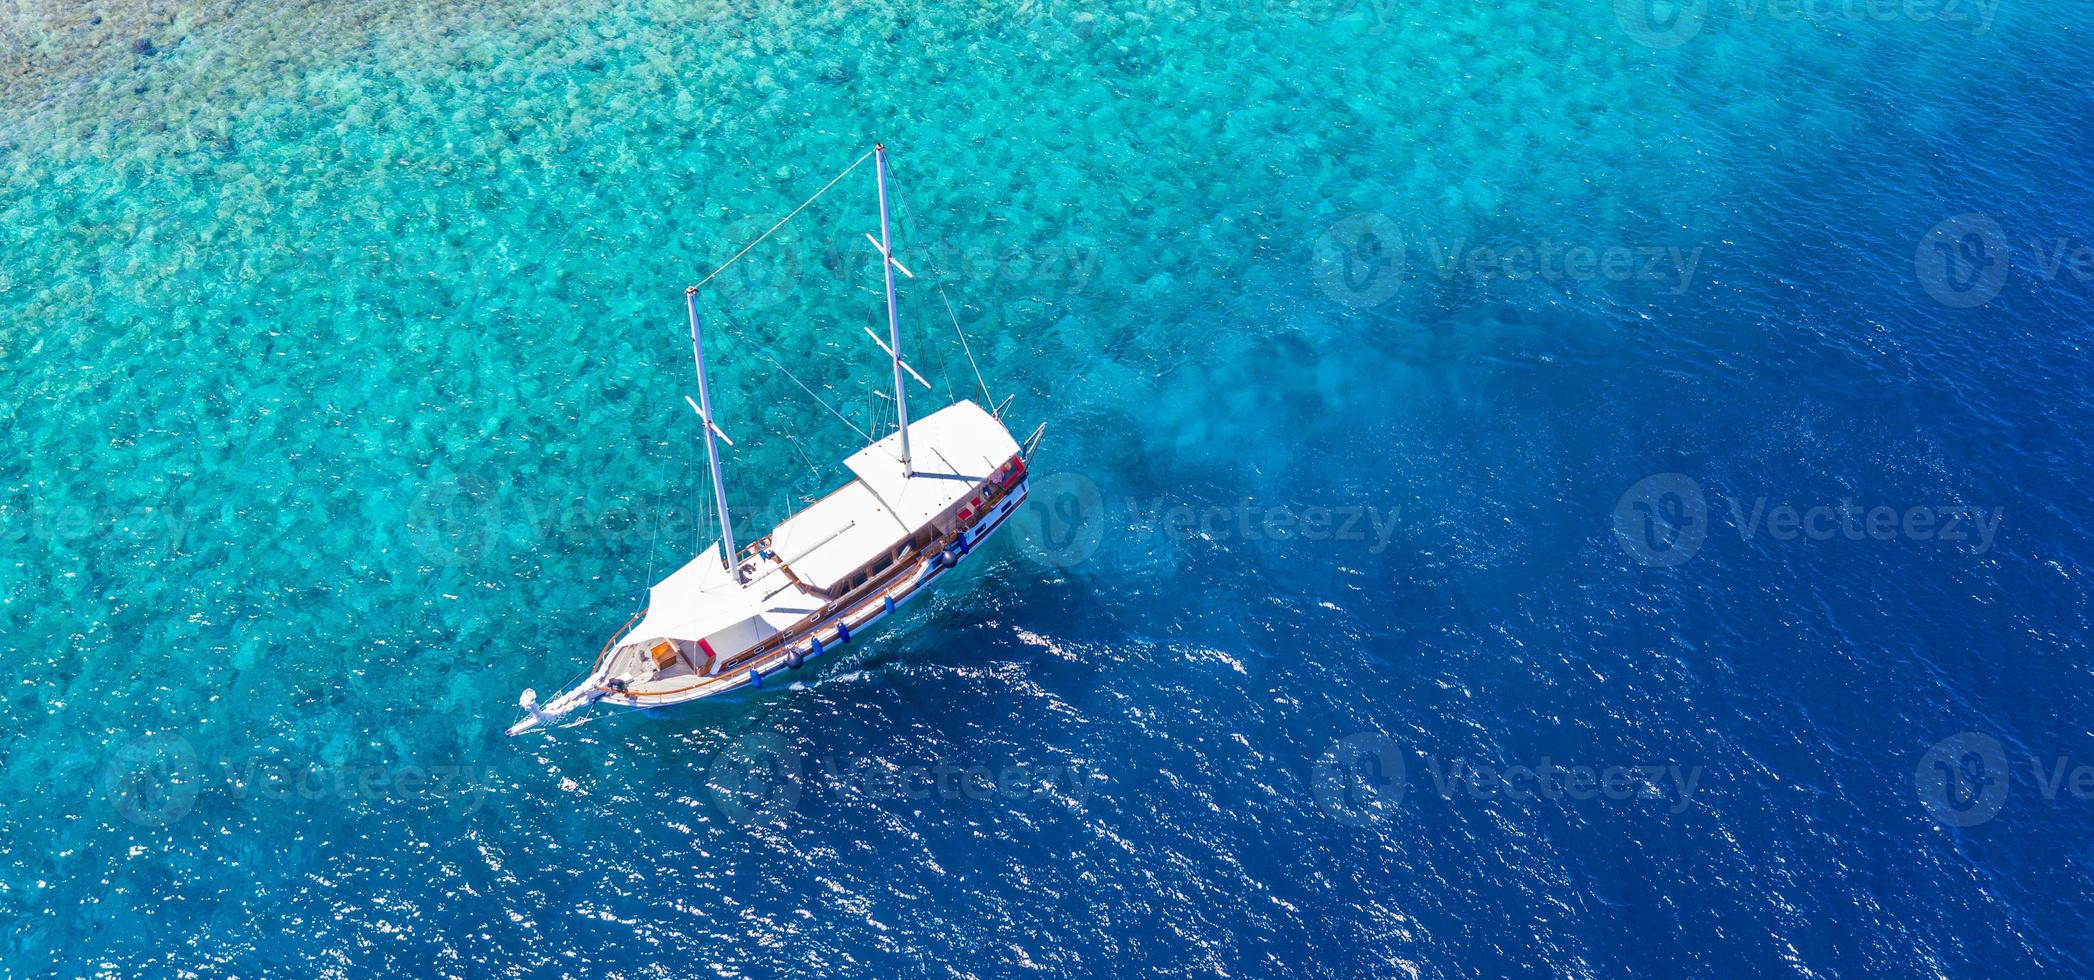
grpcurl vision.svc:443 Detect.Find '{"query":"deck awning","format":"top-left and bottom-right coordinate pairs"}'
top-left (618, 401), bottom-right (1019, 644)
top-left (844, 400), bottom-right (1019, 528)
top-left (626, 544), bottom-right (759, 644)
top-left (767, 480), bottom-right (910, 595)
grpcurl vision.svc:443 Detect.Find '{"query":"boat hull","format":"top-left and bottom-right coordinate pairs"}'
top-left (506, 480), bottom-right (1027, 735)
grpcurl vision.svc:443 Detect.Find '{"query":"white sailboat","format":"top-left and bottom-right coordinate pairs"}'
top-left (508, 144), bottom-right (1039, 737)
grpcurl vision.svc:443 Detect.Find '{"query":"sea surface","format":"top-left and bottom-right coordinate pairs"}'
top-left (4, 0), bottom-right (2093, 975)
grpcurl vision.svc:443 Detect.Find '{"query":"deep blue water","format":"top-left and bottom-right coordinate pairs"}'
top-left (4, 0), bottom-right (2093, 974)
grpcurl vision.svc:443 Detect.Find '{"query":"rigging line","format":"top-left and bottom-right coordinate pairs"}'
top-left (689, 148), bottom-right (877, 292)
top-left (710, 307), bottom-right (902, 467)
top-left (866, 389), bottom-right (887, 440)
top-left (782, 433), bottom-right (823, 482)
top-left (887, 157), bottom-right (1002, 413)
top-left (885, 152), bottom-right (924, 257)
top-left (941, 288), bottom-right (997, 411)
top-left (640, 485), bottom-right (663, 608)
top-left (759, 342), bottom-right (880, 448)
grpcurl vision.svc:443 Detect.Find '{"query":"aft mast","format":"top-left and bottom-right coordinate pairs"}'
top-left (873, 143), bottom-right (912, 476)
top-left (684, 285), bottom-right (738, 571)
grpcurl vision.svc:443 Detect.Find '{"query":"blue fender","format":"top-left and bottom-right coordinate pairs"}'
top-left (748, 668), bottom-right (763, 688)
top-left (836, 622), bottom-right (851, 645)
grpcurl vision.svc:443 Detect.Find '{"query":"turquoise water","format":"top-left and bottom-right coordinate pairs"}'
top-left (6, 0), bottom-right (2094, 973)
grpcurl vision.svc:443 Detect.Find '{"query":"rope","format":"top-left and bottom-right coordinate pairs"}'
top-left (941, 288), bottom-right (996, 412)
top-left (748, 340), bottom-right (881, 448)
top-left (782, 433), bottom-right (823, 482)
top-left (689, 148), bottom-right (877, 293)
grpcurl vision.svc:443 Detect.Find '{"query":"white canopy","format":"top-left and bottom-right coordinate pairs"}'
top-left (622, 400), bottom-right (1019, 650)
top-left (626, 544), bottom-right (762, 647)
top-left (846, 400), bottom-right (1020, 528)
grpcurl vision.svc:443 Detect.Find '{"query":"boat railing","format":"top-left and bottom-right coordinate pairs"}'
top-left (589, 608), bottom-right (649, 683)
